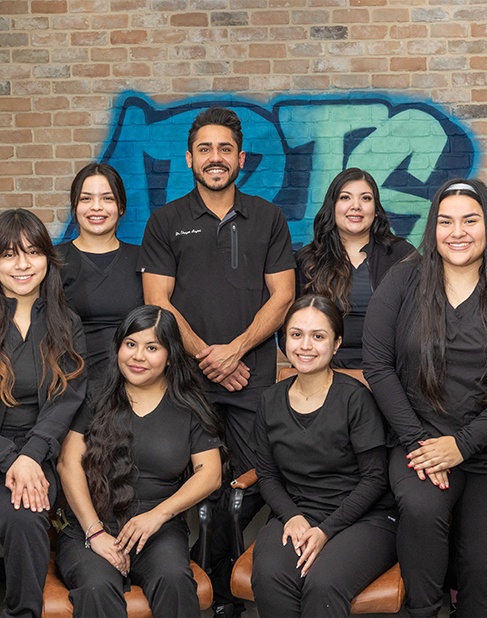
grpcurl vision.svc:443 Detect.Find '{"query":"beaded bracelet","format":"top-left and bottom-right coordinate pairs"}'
top-left (85, 528), bottom-right (105, 549)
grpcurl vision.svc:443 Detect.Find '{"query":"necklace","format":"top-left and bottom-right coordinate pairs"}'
top-left (294, 374), bottom-right (333, 401)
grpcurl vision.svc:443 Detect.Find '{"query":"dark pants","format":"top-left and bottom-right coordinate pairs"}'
top-left (252, 516), bottom-right (397, 618)
top-left (56, 517), bottom-right (199, 618)
top-left (197, 394), bottom-right (265, 609)
top-left (389, 445), bottom-right (487, 618)
top-left (0, 464), bottom-right (55, 618)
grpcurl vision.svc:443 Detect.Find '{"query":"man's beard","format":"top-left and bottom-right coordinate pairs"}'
top-left (193, 165), bottom-right (240, 192)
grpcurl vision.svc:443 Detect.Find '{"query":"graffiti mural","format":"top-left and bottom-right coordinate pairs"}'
top-left (62, 91), bottom-right (478, 248)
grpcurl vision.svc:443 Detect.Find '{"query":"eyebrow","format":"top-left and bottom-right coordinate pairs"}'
top-left (196, 141), bottom-right (235, 148)
top-left (339, 190), bottom-right (373, 196)
top-left (125, 335), bottom-right (158, 342)
top-left (289, 327), bottom-right (328, 334)
top-left (80, 191), bottom-right (114, 195)
top-left (437, 213), bottom-right (481, 218)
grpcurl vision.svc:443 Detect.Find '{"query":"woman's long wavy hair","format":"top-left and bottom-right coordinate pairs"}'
top-left (0, 209), bottom-right (84, 406)
top-left (417, 178), bottom-right (487, 413)
top-left (82, 305), bottom-right (226, 529)
top-left (297, 168), bottom-right (396, 314)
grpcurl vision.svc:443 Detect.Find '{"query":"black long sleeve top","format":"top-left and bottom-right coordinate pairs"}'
top-left (363, 260), bottom-right (487, 473)
top-left (252, 372), bottom-right (396, 540)
top-left (0, 297), bottom-right (87, 473)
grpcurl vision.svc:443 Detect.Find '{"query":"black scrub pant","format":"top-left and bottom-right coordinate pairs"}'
top-left (0, 463), bottom-right (55, 618)
top-left (389, 445), bottom-right (487, 618)
top-left (194, 393), bottom-right (265, 610)
top-left (251, 516), bottom-right (397, 618)
top-left (56, 517), bottom-right (199, 618)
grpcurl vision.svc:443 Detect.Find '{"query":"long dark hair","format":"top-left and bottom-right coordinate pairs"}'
top-left (70, 162), bottom-right (127, 220)
top-left (82, 305), bottom-right (225, 528)
top-left (0, 209), bottom-right (84, 406)
top-left (283, 294), bottom-right (344, 344)
top-left (418, 178), bottom-right (487, 413)
top-left (297, 168), bottom-right (395, 313)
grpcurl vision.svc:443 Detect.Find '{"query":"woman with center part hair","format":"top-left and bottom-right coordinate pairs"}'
top-left (57, 162), bottom-right (143, 384)
top-left (363, 179), bottom-right (487, 617)
top-left (56, 305), bottom-right (223, 618)
top-left (0, 209), bottom-right (86, 618)
top-left (296, 168), bottom-right (416, 369)
top-left (251, 295), bottom-right (397, 618)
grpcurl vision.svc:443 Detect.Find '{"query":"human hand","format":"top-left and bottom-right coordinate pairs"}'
top-left (407, 436), bottom-right (463, 474)
top-left (413, 466), bottom-right (450, 490)
top-left (196, 344), bottom-right (242, 382)
top-left (90, 532), bottom-right (130, 576)
top-left (427, 469), bottom-right (450, 490)
top-left (282, 515), bottom-right (311, 556)
top-left (5, 455), bottom-right (50, 511)
top-left (115, 510), bottom-right (166, 555)
top-left (296, 527), bottom-right (327, 577)
top-left (220, 362), bottom-right (250, 392)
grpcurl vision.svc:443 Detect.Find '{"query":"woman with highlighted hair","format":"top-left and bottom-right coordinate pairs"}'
top-left (0, 209), bottom-right (86, 618)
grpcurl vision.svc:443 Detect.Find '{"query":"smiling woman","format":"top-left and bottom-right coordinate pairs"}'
top-left (436, 194), bottom-right (485, 273)
top-left (56, 163), bottom-right (144, 385)
top-left (0, 236), bottom-right (47, 306)
top-left (0, 209), bottom-right (86, 618)
top-left (363, 178), bottom-right (487, 617)
top-left (251, 295), bottom-right (397, 618)
top-left (55, 305), bottom-right (224, 618)
top-left (295, 168), bottom-right (416, 369)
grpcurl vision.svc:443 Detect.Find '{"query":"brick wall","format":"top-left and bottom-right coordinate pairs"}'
top-left (1, 0), bottom-right (486, 238)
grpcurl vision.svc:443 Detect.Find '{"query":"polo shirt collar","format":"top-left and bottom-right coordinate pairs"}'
top-left (188, 187), bottom-right (249, 220)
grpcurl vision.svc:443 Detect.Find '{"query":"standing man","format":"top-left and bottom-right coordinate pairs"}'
top-left (138, 107), bottom-right (295, 618)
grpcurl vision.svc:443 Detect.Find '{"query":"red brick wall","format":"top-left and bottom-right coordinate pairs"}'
top-left (1, 0), bottom-right (486, 233)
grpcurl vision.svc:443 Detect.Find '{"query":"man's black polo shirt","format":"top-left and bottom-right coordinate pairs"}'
top-left (138, 188), bottom-right (295, 393)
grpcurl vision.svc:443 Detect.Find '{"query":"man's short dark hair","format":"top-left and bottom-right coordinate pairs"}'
top-left (187, 107), bottom-right (243, 153)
